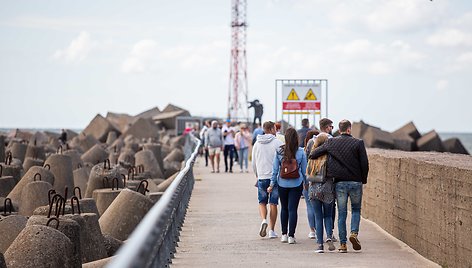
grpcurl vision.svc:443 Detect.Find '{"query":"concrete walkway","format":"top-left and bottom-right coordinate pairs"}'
top-left (172, 158), bottom-right (439, 268)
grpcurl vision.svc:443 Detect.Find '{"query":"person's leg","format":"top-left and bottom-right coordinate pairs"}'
top-left (302, 187), bottom-right (316, 234)
top-left (215, 151), bottom-right (221, 172)
top-left (209, 151), bottom-right (215, 172)
top-left (336, 182), bottom-right (349, 245)
top-left (278, 186), bottom-right (289, 236)
top-left (243, 147), bottom-right (249, 171)
top-left (239, 149), bottom-right (244, 171)
top-left (331, 199), bottom-right (336, 238)
top-left (223, 145), bottom-right (229, 172)
top-left (349, 182), bottom-right (363, 234)
top-left (268, 184), bottom-right (279, 232)
top-left (205, 148), bottom-right (209, 166)
top-left (287, 184), bottom-right (303, 238)
top-left (322, 201), bottom-right (333, 239)
top-left (229, 145), bottom-right (234, 172)
top-left (312, 198), bottom-right (324, 245)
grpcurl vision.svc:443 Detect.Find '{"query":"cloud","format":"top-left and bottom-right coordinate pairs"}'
top-left (121, 40), bottom-right (158, 73)
top-left (426, 28), bottom-right (472, 47)
top-left (53, 31), bottom-right (93, 63)
top-left (436, 79), bottom-right (449, 92)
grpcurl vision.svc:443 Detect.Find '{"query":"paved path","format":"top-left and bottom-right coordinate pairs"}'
top-left (172, 158), bottom-right (439, 268)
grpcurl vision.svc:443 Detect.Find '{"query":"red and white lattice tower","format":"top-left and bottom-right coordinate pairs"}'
top-left (227, 0), bottom-right (248, 121)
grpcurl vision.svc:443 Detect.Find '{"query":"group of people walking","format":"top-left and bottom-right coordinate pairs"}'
top-left (200, 120), bottom-right (253, 173)
top-left (252, 118), bottom-right (369, 253)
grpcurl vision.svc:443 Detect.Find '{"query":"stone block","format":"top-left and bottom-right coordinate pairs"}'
top-left (363, 126), bottom-right (394, 149)
top-left (393, 121), bottom-right (421, 141)
top-left (417, 130), bottom-right (444, 152)
top-left (106, 112), bottom-right (134, 134)
top-left (392, 131), bottom-right (416, 151)
top-left (152, 110), bottom-right (191, 130)
top-left (123, 118), bottom-right (160, 140)
top-left (83, 114), bottom-right (119, 142)
top-left (443, 138), bottom-right (469, 155)
top-left (135, 106), bottom-right (161, 120)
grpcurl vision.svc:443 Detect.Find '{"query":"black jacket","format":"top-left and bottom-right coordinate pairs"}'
top-left (309, 134), bottom-right (369, 184)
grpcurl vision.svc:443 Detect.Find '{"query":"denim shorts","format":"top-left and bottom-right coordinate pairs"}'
top-left (258, 179), bottom-right (279, 205)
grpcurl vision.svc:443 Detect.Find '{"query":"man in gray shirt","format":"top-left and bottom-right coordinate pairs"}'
top-left (205, 120), bottom-right (224, 173)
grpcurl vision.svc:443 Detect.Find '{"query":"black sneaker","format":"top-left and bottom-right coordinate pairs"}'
top-left (315, 244), bottom-right (324, 253)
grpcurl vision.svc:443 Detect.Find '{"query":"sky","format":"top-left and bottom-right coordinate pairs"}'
top-left (1, 0), bottom-right (472, 133)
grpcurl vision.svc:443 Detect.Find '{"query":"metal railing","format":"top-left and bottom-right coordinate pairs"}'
top-left (107, 133), bottom-right (201, 268)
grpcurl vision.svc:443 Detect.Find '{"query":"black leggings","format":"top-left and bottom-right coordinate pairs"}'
top-left (278, 183), bottom-right (303, 237)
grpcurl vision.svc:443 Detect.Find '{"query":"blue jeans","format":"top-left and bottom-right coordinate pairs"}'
top-left (302, 187), bottom-right (316, 230)
top-left (239, 147), bottom-right (248, 170)
top-left (258, 179), bottom-right (279, 205)
top-left (336, 181), bottom-right (363, 244)
top-left (311, 198), bottom-right (333, 244)
top-left (278, 184), bottom-right (303, 237)
top-left (224, 144), bottom-right (235, 171)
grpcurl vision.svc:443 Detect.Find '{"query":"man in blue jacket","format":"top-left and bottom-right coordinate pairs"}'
top-left (309, 119), bottom-right (369, 253)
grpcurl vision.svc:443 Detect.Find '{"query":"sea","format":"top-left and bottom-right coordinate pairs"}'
top-left (1, 128), bottom-right (471, 155)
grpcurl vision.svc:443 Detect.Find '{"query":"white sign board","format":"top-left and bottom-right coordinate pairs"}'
top-left (282, 84), bottom-right (321, 110)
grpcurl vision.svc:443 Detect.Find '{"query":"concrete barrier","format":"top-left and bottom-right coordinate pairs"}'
top-left (84, 163), bottom-right (123, 198)
top-left (0, 215), bottom-right (27, 254)
top-left (135, 150), bottom-right (163, 178)
top-left (0, 136), bottom-right (4, 166)
top-left (363, 149), bottom-right (472, 268)
top-left (4, 224), bottom-right (74, 268)
top-left (27, 215), bottom-right (82, 267)
top-left (7, 166), bottom-right (55, 206)
top-left (443, 138), bottom-right (469, 155)
top-left (19, 180), bottom-right (53, 216)
top-left (22, 157), bottom-right (44, 173)
top-left (393, 121), bottom-right (421, 140)
top-left (9, 142), bottom-right (27, 163)
top-left (63, 150), bottom-right (84, 171)
top-left (123, 118), bottom-right (160, 140)
top-left (24, 144), bottom-right (46, 161)
top-left (81, 144), bottom-right (108, 165)
top-left (82, 114), bottom-right (119, 142)
top-left (98, 188), bottom-right (154, 241)
top-left (44, 153), bottom-right (74, 193)
top-left (417, 130), bottom-right (444, 152)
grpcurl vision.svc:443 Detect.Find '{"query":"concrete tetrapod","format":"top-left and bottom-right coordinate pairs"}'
top-left (27, 215), bottom-right (82, 268)
top-left (143, 143), bottom-right (165, 177)
top-left (7, 166), bottom-right (54, 206)
top-left (0, 215), bottom-right (28, 254)
top-left (135, 149), bottom-right (163, 178)
top-left (0, 253), bottom-right (5, 268)
top-left (73, 167), bottom-right (90, 195)
top-left (63, 149), bottom-right (84, 172)
top-left (24, 144), bottom-right (46, 162)
top-left (84, 163), bottom-right (123, 198)
top-left (0, 161), bottom-right (22, 185)
top-left (81, 144), bottom-right (108, 165)
top-left (19, 180), bottom-right (53, 216)
top-left (22, 157), bottom-right (44, 173)
top-left (4, 224), bottom-right (75, 268)
top-left (92, 187), bottom-right (122, 216)
top-left (99, 188), bottom-right (154, 241)
top-left (44, 152), bottom-right (74, 193)
top-left (0, 136), bottom-right (4, 163)
top-left (9, 142), bottom-right (27, 163)
top-left (0, 174), bottom-right (16, 198)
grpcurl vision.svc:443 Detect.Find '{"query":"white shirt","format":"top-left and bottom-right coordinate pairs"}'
top-left (221, 125), bottom-right (235, 145)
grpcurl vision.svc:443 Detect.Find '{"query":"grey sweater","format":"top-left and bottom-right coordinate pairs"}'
top-left (205, 127), bottom-right (224, 147)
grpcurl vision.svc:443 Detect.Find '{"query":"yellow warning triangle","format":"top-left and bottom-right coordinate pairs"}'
top-left (304, 88), bottom-right (317, 100)
top-left (287, 88), bottom-right (300, 100)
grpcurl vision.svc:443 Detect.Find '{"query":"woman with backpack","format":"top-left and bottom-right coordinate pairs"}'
top-left (267, 128), bottom-right (307, 244)
top-left (307, 133), bottom-right (336, 253)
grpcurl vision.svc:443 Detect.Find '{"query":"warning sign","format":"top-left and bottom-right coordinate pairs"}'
top-left (287, 89), bottom-right (300, 100)
top-left (282, 84), bottom-right (321, 111)
top-left (304, 89), bottom-right (317, 100)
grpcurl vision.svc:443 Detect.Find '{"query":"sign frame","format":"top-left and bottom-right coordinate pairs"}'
top-left (275, 79), bottom-right (328, 130)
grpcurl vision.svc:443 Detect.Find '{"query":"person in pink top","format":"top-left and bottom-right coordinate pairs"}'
top-left (234, 124), bottom-right (252, 172)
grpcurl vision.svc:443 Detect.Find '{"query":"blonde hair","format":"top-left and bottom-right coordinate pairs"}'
top-left (314, 133), bottom-right (328, 148)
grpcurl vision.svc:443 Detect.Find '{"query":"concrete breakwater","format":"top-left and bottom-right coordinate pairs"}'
top-left (0, 104), bottom-right (192, 267)
top-left (363, 148), bottom-right (472, 268)
top-left (353, 120), bottom-right (470, 155)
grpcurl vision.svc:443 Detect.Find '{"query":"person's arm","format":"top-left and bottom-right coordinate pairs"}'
top-left (234, 133), bottom-right (240, 150)
top-left (358, 140), bottom-right (369, 184)
top-left (204, 131), bottom-right (209, 147)
top-left (309, 142), bottom-right (328, 159)
top-left (251, 143), bottom-right (258, 177)
top-left (220, 131), bottom-right (224, 149)
top-left (300, 151), bottom-right (307, 184)
top-left (269, 153), bottom-right (280, 187)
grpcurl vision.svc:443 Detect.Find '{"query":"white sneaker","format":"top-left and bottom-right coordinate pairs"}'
top-left (259, 220), bottom-right (268, 237)
top-left (281, 234), bottom-right (288, 243)
top-left (288, 236), bottom-right (296, 244)
top-left (308, 231), bottom-right (316, 239)
top-left (268, 230), bottom-right (278, 239)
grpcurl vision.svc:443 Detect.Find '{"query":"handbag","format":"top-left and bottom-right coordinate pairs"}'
top-left (306, 158), bottom-right (327, 183)
top-left (309, 179), bottom-right (335, 203)
top-left (280, 158), bottom-right (299, 179)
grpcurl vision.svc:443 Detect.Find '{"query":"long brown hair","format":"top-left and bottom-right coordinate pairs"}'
top-left (283, 128), bottom-right (298, 159)
top-left (304, 129), bottom-right (320, 147)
